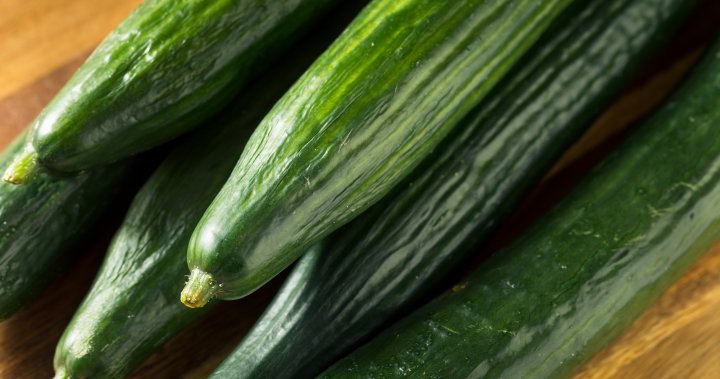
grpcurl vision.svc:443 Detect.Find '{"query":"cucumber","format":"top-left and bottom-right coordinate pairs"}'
top-left (320, 35), bottom-right (720, 379)
top-left (183, 0), bottom-right (576, 307)
top-left (0, 132), bottom-right (136, 321)
top-left (52, 95), bottom-right (258, 379)
top-left (52, 126), bottom-right (237, 379)
top-left (3, 0), bottom-right (339, 183)
top-left (208, 0), bottom-right (699, 377)
top-left (51, 11), bottom-right (356, 377)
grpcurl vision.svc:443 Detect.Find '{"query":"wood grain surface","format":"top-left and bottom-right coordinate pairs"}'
top-left (0, 0), bottom-right (142, 100)
top-left (1, 0), bottom-right (720, 378)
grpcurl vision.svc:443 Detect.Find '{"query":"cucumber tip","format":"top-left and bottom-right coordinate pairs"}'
top-left (53, 367), bottom-right (69, 379)
top-left (181, 268), bottom-right (216, 308)
top-left (3, 144), bottom-right (41, 185)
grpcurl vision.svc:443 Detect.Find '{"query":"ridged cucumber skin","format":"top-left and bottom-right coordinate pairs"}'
top-left (50, 18), bottom-right (351, 379)
top-left (0, 133), bottom-right (134, 321)
top-left (52, 90), bottom-right (270, 379)
top-left (52, 107), bottom-right (251, 379)
top-left (208, 0), bottom-right (699, 378)
top-left (27, 0), bottom-right (336, 172)
top-left (320, 37), bottom-right (720, 379)
top-left (187, 0), bottom-right (576, 303)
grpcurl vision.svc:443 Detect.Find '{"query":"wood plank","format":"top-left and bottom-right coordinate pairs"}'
top-left (0, 0), bottom-right (141, 100)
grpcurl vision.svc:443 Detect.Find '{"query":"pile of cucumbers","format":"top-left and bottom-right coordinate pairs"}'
top-left (1, 0), bottom-right (719, 377)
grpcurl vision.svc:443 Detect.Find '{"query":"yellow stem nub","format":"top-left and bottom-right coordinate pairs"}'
top-left (181, 268), bottom-right (216, 308)
top-left (3, 144), bottom-right (41, 185)
top-left (53, 367), bottom-right (69, 379)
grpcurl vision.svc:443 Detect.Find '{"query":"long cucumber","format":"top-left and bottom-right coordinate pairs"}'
top-left (0, 132), bottom-right (137, 321)
top-left (3, 0), bottom-right (339, 183)
top-left (51, 8), bottom-right (359, 377)
top-left (321, 34), bottom-right (720, 379)
top-left (208, 0), bottom-right (699, 377)
top-left (183, 0), bottom-right (576, 307)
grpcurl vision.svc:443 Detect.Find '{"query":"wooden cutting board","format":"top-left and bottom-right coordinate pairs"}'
top-left (1, 1), bottom-right (720, 377)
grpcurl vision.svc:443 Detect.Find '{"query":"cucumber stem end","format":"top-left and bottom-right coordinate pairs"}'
top-left (53, 367), bottom-right (69, 379)
top-left (181, 268), bottom-right (216, 308)
top-left (3, 144), bottom-right (41, 185)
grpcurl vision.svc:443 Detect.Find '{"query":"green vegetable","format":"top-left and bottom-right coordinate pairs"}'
top-left (321, 35), bottom-right (720, 379)
top-left (52, 99), bottom-right (252, 379)
top-left (183, 0), bottom-right (575, 307)
top-left (3, 0), bottom-right (338, 183)
top-left (209, 0), bottom-right (698, 377)
top-left (0, 132), bottom-right (135, 321)
top-left (51, 11), bottom-right (353, 377)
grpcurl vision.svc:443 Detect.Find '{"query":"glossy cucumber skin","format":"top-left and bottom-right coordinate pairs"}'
top-left (321, 36), bottom-right (720, 379)
top-left (52, 105), bottom-right (252, 379)
top-left (52, 90), bottom-right (271, 379)
top-left (29, 0), bottom-right (336, 172)
top-left (208, 0), bottom-right (699, 377)
top-left (188, 0), bottom-right (575, 302)
top-left (50, 16), bottom-right (353, 378)
top-left (0, 133), bottom-right (134, 321)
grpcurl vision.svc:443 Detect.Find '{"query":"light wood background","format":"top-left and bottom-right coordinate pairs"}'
top-left (1, 0), bottom-right (720, 378)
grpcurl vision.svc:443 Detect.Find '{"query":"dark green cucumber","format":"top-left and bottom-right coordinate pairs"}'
top-left (183, 0), bottom-right (576, 307)
top-left (51, 96), bottom-right (255, 378)
top-left (208, 0), bottom-right (699, 378)
top-left (320, 35), bottom-right (720, 379)
top-left (52, 76), bottom-right (280, 379)
top-left (51, 11), bottom-right (358, 377)
top-left (0, 132), bottom-right (136, 321)
top-left (3, 0), bottom-right (338, 182)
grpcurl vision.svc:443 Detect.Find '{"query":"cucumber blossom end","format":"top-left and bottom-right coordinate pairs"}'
top-left (53, 366), bottom-right (69, 379)
top-left (3, 143), bottom-right (41, 185)
top-left (180, 268), bottom-right (217, 308)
